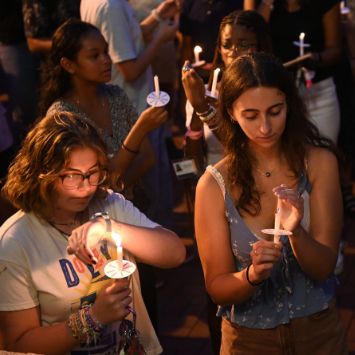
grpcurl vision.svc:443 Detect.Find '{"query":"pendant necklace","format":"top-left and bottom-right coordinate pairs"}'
top-left (256, 168), bottom-right (274, 178)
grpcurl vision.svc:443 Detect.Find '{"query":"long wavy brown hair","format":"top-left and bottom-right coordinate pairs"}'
top-left (219, 52), bottom-right (335, 216)
top-left (2, 111), bottom-right (109, 221)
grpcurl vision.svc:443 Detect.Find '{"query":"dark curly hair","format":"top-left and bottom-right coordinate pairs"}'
top-left (3, 111), bottom-right (109, 220)
top-left (38, 19), bottom-right (103, 117)
top-left (219, 52), bottom-right (335, 216)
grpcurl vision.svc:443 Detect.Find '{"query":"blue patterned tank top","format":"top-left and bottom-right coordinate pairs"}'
top-left (207, 165), bottom-right (336, 329)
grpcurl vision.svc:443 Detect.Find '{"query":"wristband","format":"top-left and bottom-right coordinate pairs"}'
top-left (90, 212), bottom-right (112, 235)
top-left (246, 264), bottom-right (264, 286)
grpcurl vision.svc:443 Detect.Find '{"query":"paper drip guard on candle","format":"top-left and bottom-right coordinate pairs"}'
top-left (261, 228), bottom-right (292, 236)
top-left (104, 231), bottom-right (136, 279)
top-left (293, 41), bottom-right (310, 50)
top-left (104, 259), bottom-right (136, 279)
top-left (146, 75), bottom-right (170, 107)
top-left (191, 45), bottom-right (206, 68)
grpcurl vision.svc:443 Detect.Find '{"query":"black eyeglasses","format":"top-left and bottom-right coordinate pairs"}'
top-left (59, 169), bottom-right (107, 189)
top-left (221, 41), bottom-right (257, 52)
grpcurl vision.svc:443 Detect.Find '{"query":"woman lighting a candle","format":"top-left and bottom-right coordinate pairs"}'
top-left (0, 111), bottom-right (186, 354)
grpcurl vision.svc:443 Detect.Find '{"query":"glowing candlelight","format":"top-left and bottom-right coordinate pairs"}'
top-left (210, 68), bottom-right (220, 97)
top-left (112, 232), bottom-right (123, 271)
top-left (194, 45), bottom-right (202, 64)
top-left (299, 32), bottom-right (305, 57)
top-left (154, 75), bottom-right (160, 98)
top-left (273, 199), bottom-right (281, 243)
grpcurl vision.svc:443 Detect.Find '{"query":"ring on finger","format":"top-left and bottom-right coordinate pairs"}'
top-left (182, 65), bottom-right (191, 72)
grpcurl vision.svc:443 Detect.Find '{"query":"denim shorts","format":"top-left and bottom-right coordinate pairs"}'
top-left (220, 299), bottom-right (348, 355)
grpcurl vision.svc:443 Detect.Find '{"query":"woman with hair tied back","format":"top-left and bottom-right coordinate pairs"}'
top-left (181, 10), bottom-right (272, 172)
top-left (0, 111), bottom-right (185, 354)
top-left (40, 19), bottom-right (166, 193)
top-left (194, 52), bottom-right (347, 354)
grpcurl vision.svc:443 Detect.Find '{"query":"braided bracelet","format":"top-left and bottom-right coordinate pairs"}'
top-left (67, 304), bottom-right (107, 346)
top-left (246, 264), bottom-right (264, 287)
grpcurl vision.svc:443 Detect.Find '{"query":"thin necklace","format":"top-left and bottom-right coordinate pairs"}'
top-left (49, 222), bottom-right (70, 240)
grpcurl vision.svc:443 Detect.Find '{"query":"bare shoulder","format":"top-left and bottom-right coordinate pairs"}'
top-left (196, 159), bottom-right (229, 194)
top-left (307, 146), bottom-right (339, 182)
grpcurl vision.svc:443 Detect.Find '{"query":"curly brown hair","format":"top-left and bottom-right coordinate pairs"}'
top-left (219, 52), bottom-right (335, 216)
top-left (2, 111), bottom-right (109, 220)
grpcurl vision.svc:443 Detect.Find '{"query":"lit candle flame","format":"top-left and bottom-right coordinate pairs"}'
top-left (194, 45), bottom-right (202, 63)
top-left (112, 232), bottom-right (123, 272)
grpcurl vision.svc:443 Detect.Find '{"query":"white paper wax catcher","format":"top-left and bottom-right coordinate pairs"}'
top-left (104, 259), bottom-right (136, 279)
top-left (146, 75), bottom-right (170, 107)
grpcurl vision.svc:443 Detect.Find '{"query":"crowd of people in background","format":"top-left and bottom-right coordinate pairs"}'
top-left (0, 0), bottom-right (355, 354)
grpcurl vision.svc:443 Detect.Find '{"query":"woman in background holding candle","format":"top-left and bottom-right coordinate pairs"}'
top-left (195, 52), bottom-right (346, 354)
top-left (0, 111), bottom-right (186, 354)
top-left (181, 10), bottom-right (272, 354)
top-left (182, 10), bottom-right (272, 170)
top-left (253, 0), bottom-right (342, 144)
top-left (40, 19), bottom-right (167, 195)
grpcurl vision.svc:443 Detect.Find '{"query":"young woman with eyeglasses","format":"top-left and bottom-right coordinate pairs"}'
top-left (181, 10), bottom-right (272, 171)
top-left (0, 111), bottom-right (185, 354)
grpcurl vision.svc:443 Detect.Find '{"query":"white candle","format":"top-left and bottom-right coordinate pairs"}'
top-left (210, 68), bottom-right (220, 97)
top-left (299, 32), bottom-right (305, 57)
top-left (273, 199), bottom-right (282, 243)
top-left (194, 45), bottom-right (202, 63)
top-left (112, 232), bottom-right (123, 271)
top-left (154, 75), bottom-right (160, 98)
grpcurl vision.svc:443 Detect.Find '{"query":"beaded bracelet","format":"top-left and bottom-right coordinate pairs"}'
top-left (67, 304), bottom-right (107, 346)
top-left (197, 105), bottom-right (217, 123)
top-left (246, 264), bottom-right (264, 287)
top-left (185, 128), bottom-right (203, 140)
